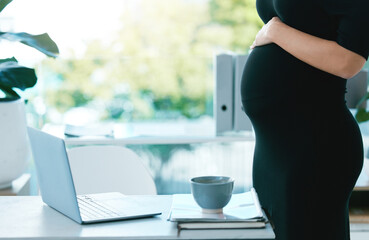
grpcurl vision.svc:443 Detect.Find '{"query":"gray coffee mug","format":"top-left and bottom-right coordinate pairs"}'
top-left (190, 176), bottom-right (234, 213)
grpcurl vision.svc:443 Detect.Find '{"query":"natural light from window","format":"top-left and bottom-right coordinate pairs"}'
top-left (0, 0), bottom-right (261, 128)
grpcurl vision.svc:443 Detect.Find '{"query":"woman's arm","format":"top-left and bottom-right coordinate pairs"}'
top-left (251, 17), bottom-right (366, 79)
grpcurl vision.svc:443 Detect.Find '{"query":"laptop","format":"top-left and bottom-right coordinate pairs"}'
top-left (27, 127), bottom-right (161, 224)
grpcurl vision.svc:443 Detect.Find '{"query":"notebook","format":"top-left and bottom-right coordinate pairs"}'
top-left (27, 127), bottom-right (161, 224)
top-left (168, 189), bottom-right (266, 230)
top-left (168, 190), bottom-right (265, 223)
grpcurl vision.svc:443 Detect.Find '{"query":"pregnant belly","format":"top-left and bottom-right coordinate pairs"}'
top-left (241, 43), bottom-right (346, 120)
top-left (241, 44), bottom-right (308, 117)
top-left (241, 44), bottom-right (308, 101)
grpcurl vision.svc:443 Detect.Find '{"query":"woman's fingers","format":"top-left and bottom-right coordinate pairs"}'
top-left (251, 16), bottom-right (281, 48)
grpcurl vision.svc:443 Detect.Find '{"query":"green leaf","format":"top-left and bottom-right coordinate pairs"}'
top-left (355, 108), bottom-right (369, 123)
top-left (0, 0), bottom-right (12, 13)
top-left (0, 83), bottom-right (20, 100)
top-left (0, 61), bottom-right (37, 91)
top-left (0, 57), bottom-right (17, 64)
top-left (0, 32), bottom-right (59, 58)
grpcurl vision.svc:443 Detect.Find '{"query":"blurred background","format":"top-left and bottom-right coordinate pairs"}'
top-left (1, 0), bottom-right (368, 195)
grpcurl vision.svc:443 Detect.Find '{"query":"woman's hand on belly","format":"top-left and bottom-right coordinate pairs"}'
top-left (251, 17), bottom-right (282, 49)
top-left (250, 16), bottom-right (365, 79)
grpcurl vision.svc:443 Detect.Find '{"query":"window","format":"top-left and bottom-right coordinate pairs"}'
top-left (1, 0), bottom-right (261, 195)
top-left (0, 0), bottom-right (262, 126)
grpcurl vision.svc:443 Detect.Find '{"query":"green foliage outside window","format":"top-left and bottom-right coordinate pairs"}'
top-left (38, 0), bottom-right (263, 123)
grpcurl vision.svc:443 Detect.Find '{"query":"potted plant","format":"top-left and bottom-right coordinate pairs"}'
top-left (0, 0), bottom-right (58, 188)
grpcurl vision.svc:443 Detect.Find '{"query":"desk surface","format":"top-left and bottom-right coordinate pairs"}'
top-left (0, 195), bottom-right (275, 240)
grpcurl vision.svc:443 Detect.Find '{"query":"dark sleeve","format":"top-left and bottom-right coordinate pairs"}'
top-left (323, 0), bottom-right (369, 60)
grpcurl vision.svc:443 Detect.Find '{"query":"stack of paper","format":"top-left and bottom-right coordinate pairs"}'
top-left (168, 188), bottom-right (267, 230)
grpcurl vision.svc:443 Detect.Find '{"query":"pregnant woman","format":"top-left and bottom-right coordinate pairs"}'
top-left (241, 0), bottom-right (369, 239)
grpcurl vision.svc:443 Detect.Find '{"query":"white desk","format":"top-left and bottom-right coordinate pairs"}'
top-left (0, 195), bottom-right (275, 240)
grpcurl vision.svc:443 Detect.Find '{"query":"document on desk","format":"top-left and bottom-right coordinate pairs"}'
top-left (168, 190), bottom-right (265, 222)
top-left (168, 190), bottom-right (266, 231)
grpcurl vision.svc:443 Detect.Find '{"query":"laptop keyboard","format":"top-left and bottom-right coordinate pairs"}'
top-left (77, 195), bottom-right (126, 220)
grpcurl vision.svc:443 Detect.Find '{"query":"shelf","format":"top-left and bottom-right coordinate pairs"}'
top-left (42, 122), bottom-right (255, 145)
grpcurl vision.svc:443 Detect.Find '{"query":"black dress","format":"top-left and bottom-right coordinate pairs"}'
top-left (241, 0), bottom-right (369, 239)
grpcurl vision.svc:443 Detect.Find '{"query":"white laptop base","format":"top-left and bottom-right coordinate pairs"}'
top-left (77, 192), bottom-right (161, 224)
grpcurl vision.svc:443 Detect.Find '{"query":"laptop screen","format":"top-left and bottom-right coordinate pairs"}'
top-left (27, 127), bottom-right (82, 223)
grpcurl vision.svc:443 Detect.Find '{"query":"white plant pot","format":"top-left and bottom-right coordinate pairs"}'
top-left (0, 99), bottom-right (30, 189)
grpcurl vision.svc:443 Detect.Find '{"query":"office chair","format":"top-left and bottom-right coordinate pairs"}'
top-left (67, 145), bottom-right (157, 195)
